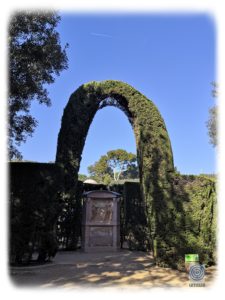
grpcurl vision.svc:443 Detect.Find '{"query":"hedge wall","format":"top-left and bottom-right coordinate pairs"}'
top-left (121, 177), bottom-right (216, 269)
top-left (169, 174), bottom-right (217, 269)
top-left (9, 161), bottom-right (216, 269)
top-left (9, 162), bottom-right (65, 264)
top-left (9, 161), bottom-right (109, 260)
top-left (122, 182), bottom-right (149, 250)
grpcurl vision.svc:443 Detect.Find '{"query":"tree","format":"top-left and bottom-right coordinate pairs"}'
top-left (88, 155), bottom-right (112, 184)
top-left (207, 106), bottom-right (217, 147)
top-left (78, 174), bottom-right (88, 181)
top-left (88, 149), bottom-right (138, 184)
top-left (8, 12), bottom-right (68, 159)
top-left (107, 149), bottom-right (137, 181)
top-left (206, 82), bottom-right (218, 147)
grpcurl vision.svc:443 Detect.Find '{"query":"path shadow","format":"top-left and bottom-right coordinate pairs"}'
top-left (11, 250), bottom-right (191, 288)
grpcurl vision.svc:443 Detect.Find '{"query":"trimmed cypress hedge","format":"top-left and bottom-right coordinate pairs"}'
top-left (56, 80), bottom-right (174, 263)
top-left (118, 177), bottom-right (216, 269)
top-left (9, 162), bottom-right (65, 264)
top-left (170, 174), bottom-right (217, 269)
top-left (123, 182), bottom-right (149, 250)
top-left (9, 161), bottom-right (109, 260)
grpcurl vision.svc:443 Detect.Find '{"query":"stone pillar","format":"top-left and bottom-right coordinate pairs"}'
top-left (82, 190), bottom-right (121, 252)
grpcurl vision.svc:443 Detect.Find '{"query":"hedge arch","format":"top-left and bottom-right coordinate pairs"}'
top-left (56, 80), bottom-right (175, 264)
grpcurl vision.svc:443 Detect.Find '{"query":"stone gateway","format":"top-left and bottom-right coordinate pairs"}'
top-left (82, 190), bottom-right (121, 252)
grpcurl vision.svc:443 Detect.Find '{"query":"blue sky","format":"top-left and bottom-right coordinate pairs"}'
top-left (19, 13), bottom-right (216, 175)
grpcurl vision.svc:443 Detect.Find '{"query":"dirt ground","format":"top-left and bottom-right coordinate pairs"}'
top-left (9, 250), bottom-right (217, 289)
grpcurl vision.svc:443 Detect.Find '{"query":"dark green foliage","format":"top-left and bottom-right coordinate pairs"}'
top-left (78, 173), bottom-right (88, 181)
top-left (155, 174), bottom-right (217, 269)
top-left (9, 161), bottom-right (109, 258)
top-left (116, 178), bottom-right (216, 269)
top-left (110, 183), bottom-right (124, 194)
top-left (123, 182), bottom-right (149, 251)
top-left (122, 164), bottom-right (139, 180)
top-left (9, 12), bottom-right (68, 159)
top-left (56, 80), bottom-right (174, 264)
top-left (56, 180), bottom-right (82, 250)
top-left (109, 183), bottom-right (125, 247)
top-left (9, 162), bottom-right (64, 264)
top-left (55, 80), bottom-right (216, 268)
top-left (83, 182), bottom-right (107, 192)
top-left (179, 175), bottom-right (216, 267)
top-left (88, 154), bottom-right (113, 185)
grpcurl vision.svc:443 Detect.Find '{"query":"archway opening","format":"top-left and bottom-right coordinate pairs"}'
top-left (79, 98), bottom-right (139, 185)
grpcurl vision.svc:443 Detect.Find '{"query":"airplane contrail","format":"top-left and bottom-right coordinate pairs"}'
top-left (90, 32), bottom-right (113, 38)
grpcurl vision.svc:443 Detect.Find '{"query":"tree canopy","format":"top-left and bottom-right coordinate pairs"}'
top-left (8, 12), bottom-right (68, 159)
top-left (87, 149), bottom-right (138, 185)
top-left (78, 173), bottom-right (88, 182)
top-left (206, 82), bottom-right (217, 147)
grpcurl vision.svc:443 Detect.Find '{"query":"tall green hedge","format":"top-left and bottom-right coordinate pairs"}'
top-left (9, 161), bottom-right (109, 260)
top-left (56, 80), bottom-right (174, 263)
top-left (144, 174), bottom-right (216, 269)
top-left (9, 162), bottom-right (65, 264)
top-left (119, 177), bottom-right (216, 269)
top-left (122, 182), bottom-right (149, 250)
top-left (171, 174), bottom-right (217, 269)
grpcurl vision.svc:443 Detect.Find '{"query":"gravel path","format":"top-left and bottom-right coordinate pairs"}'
top-left (10, 250), bottom-right (217, 289)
